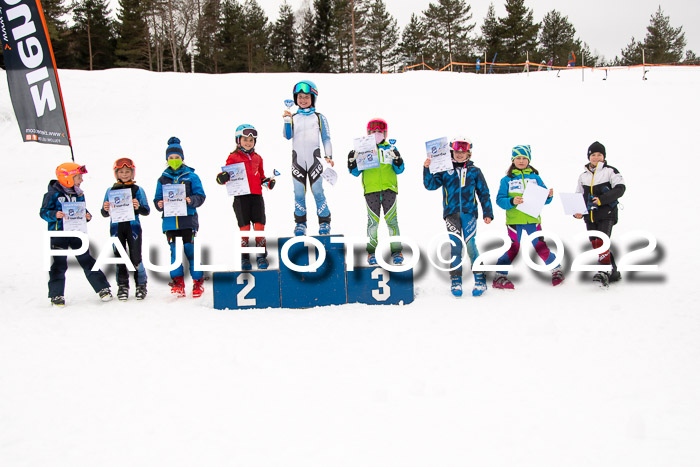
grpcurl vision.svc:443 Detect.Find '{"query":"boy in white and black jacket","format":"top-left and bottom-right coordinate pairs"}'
top-left (575, 141), bottom-right (626, 287)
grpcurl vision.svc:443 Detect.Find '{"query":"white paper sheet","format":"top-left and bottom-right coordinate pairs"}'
top-left (321, 166), bottom-right (338, 185)
top-left (515, 182), bottom-right (549, 218)
top-left (108, 188), bottom-right (135, 223)
top-left (163, 184), bottom-right (187, 217)
top-left (222, 163), bottom-right (251, 196)
top-left (425, 137), bottom-right (453, 174)
top-left (559, 192), bottom-right (588, 216)
top-left (353, 135), bottom-right (380, 171)
top-left (62, 201), bottom-right (88, 233)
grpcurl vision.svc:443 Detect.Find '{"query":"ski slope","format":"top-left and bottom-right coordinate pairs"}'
top-left (1, 66), bottom-right (699, 466)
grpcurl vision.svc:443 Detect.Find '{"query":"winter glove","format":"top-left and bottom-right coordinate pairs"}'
top-left (262, 177), bottom-right (276, 190)
top-left (392, 149), bottom-right (403, 167)
top-left (216, 171), bottom-right (230, 185)
top-left (347, 150), bottom-right (357, 170)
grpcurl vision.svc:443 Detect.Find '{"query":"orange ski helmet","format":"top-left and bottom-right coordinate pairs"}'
top-left (56, 163), bottom-right (87, 188)
top-left (113, 157), bottom-right (136, 180)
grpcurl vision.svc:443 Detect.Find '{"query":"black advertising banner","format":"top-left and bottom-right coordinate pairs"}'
top-left (0, 0), bottom-right (71, 146)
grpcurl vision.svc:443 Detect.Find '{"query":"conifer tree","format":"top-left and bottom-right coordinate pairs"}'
top-left (360, 0), bottom-right (399, 72)
top-left (642, 6), bottom-right (686, 63)
top-left (398, 14), bottom-right (427, 68)
top-left (241, 0), bottom-right (269, 72)
top-left (70, 0), bottom-right (117, 70)
top-left (538, 10), bottom-right (576, 67)
top-left (218, 0), bottom-right (247, 72)
top-left (41, 0), bottom-right (72, 68)
top-left (497, 0), bottom-right (539, 65)
top-left (422, 0), bottom-right (474, 64)
top-left (478, 3), bottom-right (501, 63)
top-left (302, 0), bottom-right (334, 72)
top-left (115, 0), bottom-right (150, 69)
top-left (194, 0), bottom-right (223, 73)
top-left (269, 2), bottom-right (297, 71)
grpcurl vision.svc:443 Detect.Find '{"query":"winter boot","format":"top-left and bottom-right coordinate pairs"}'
top-left (609, 270), bottom-right (622, 283)
top-left (551, 266), bottom-right (565, 286)
top-left (169, 276), bottom-right (186, 297)
top-left (319, 222), bottom-right (331, 235)
top-left (241, 254), bottom-right (252, 271)
top-left (192, 278), bottom-right (205, 298)
top-left (135, 284), bottom-right (147, 300)
top-left (450, 276), bottom-right (463, 297)
top-left (117, 285), bottom-right (129, 301)
top-left (472, 273), bottom-right (487, 297)
top-left (50, 296), bottom-right (65, 307)
top-left (257, 256), bottom-right (269, 269)
top-left (592, 272), bottom-right (610, 289)
top-left (98, 288), bottom-right (113, 302)
top-left (368, 253), bottom-right (377, 266)
top-left (294, 222), bottom-right (307, 236)
top-left (492, 272), bottom-right (515, 290)
top-left (391, 252), bottom-right (404, 265)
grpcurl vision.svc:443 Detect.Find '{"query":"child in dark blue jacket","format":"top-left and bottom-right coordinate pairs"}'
top-left (40, 163), bottom-right (112, 306)
top-left (101, 158), bottom-right (150, 300)
top-left (154, 137), bottom-right (206, 298)
top-left (423, 137), bottom-right (493, 297)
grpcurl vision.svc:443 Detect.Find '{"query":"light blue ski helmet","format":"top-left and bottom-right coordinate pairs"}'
top-left (293, 80), bottom-right (318, 106)
top-left (235, 124), bottom-right (258, 146)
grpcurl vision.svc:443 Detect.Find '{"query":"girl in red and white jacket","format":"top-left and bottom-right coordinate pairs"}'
top-left (216, 124), bottom-right (276, 270)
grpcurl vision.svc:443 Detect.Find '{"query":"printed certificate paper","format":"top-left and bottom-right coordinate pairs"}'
top-left (108, 188), bottom-right (135, 223)
top-left (425, 137), bottom-right (453, 174)
top-left (222, 163), bottom-right (251, 196)
top-left (62, 202), bottom-right (87, 233)
top-left (163, 184), bottom-right (187, 217)
top-left (353, 135), bottom-right (380, 171)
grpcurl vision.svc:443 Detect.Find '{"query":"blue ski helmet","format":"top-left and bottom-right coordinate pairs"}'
top-left (293, 80), bottom-right (318, 106)
top-left (235, 124), bottom-right (258, 146)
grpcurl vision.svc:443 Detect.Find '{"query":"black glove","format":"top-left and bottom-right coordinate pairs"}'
top-left (216, 171), bottom-right (230, 185)
top-left (392, 149), bottom-right (403, 167)
top-left (347, 150), bottom-right (357, 170)
top-left (262, 177), bottom-right (276, 190)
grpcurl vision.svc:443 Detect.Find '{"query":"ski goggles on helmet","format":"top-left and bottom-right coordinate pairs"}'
top-left (239, 128), bottom-right (258, 138)
top-left (113, 158), bottom-right (135, 170)
top-left (293, 82), bottom-right (318, 96)
top-left (451, 141), bottom-right (473, 152)
top-left (367, 120), bottom-right (387, 132)
top-left (60, 164), bottom-right (88, 175)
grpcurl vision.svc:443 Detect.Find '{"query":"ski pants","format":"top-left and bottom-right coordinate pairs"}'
top-left (113, 223), bottom-right (147, 287)
top-left (166, 229), bottom-right (203, 281)
top-left (48, 235), bottom-right (110, 298)
top-left (365, 190), bottom-right (401, 254)
top-left (292, 152), bottom-right (330, 224)
top-left (496, 223), bottom-right (556, 275)
top-left (445, 212), bottom-right (480, 278)
top-left (585, 218), bottom-right (618, 273)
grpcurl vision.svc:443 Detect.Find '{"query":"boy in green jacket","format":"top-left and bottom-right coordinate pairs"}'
top-left (348, 118), bottom-right (405, 265)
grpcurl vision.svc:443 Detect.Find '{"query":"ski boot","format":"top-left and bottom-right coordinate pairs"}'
top-left (319, 222), bottom-right (331, 235)
top-left (50, 296), bottom-right (66, 307)
top-left (241, 255), bottom-right (252, 271)
top-left (391, 252), bottom-right (404, 265)
top-left (294, 222), bottom-right (307, 236)
top-left (169, 276), bottom-right (186, 297)
top-left (135, 284), bottom-right (147, 300)
top-left (551, 266), bottom-right (565, 286)
top-left (98, 288), bottom-right (113, 302)
top-left (592, 272), bottom-right (610, 289)
top-left (492, 273), bottom-right (514, 290)
top-left (472, 273), bottom-right (487, 297)
top-left (192, 278), bottom-right (204, 298)
top-left (609, 270), bottom-right (622, 283)
top-left (257, 256), bottom-right (269, 269)
top-left (117, 285), bottom-right (129, 301)
top-left (368, 253), bottom-right (377, 266)
top-left (450, 275), bottom-right (463, 297)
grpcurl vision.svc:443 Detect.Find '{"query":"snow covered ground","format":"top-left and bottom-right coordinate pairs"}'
top-left (1, 66), bottom-right (699, 466)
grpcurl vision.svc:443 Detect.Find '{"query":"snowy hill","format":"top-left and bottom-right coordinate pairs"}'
top-left (1, 67), bottom-right (699, 467)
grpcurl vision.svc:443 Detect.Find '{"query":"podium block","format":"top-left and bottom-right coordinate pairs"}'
top-left (346, 266), bottom-right (414, 305)
top-left (212, 270), bottom-right (281, 310)
top-left (278, 235), bottom-right (347, 308)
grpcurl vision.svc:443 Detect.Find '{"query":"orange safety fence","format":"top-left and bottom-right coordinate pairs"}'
top-left (404, 61), bottom-right (700, 73)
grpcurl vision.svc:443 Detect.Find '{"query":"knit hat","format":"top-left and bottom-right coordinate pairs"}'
top-left (587, 141), bottom-right (606, 159)
top-left (511, 145), bottom-right (531, 161)
top-left (166, 136), bottom-right (184, 159)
